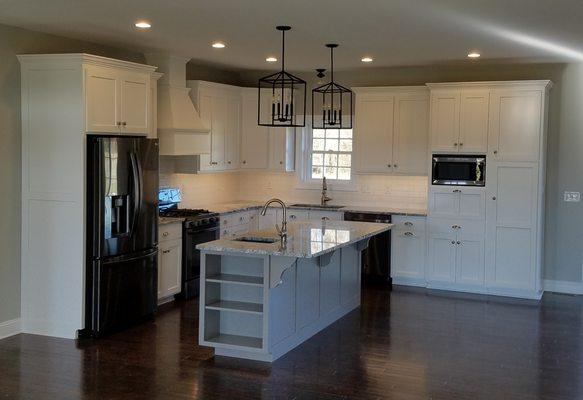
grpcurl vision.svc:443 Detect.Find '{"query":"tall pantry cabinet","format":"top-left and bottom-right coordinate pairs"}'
top-left (426, 81), bottom-right (551, 299)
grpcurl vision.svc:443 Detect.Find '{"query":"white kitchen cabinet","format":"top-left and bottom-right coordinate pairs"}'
top-left (308, 210), bottom-right (344, 221)
top-left (268, 127), bottom-right (295, 172)
top-left (85, 66), bottom-right (151, 135)
top-left (188, 81), bottom-right (241, 172)
top-left (488, 89), bottom-right (542, 162)
top-left (393, 93), bottom-right (429, 174)
top-left (354, 87), bottom-right (429, 175)
top-left (147, 72), bottom-right (162, 139)
top-left (158, 222), bottom-right (183, 302)
top-left (428, 87), bottom-right (489, 153)
top-left (288, 209), bottom-right (310, 222)
top-left (391, 215), bottom-right (427, 282)
top-left (429, 186), bottom-right (485, 220)
top-left (485, 162), bottom-right (539, 292)
top-left (240, 89), bottom-right (269, 169)
top-left (427, 218), bottom-right (485, 286)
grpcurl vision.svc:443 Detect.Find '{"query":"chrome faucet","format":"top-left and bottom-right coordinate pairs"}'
top-left (321, 177), bottom-right (332, 206)
top-left (261, 198), bottom-right (287, 244)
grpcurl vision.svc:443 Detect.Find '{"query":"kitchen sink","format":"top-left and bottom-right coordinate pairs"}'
top-left (290, 203), bottom-right (345, 210)
top-left (234, 236), bottom-right (279, 244)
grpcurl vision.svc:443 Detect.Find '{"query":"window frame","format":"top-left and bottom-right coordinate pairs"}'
top-left (296, 122), bottom-right (357, 191)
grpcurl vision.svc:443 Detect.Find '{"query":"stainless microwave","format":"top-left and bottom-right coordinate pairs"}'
top-left (432, 155), bottom-right (486, 186)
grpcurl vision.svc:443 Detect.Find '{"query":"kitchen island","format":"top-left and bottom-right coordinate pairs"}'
top-left (196, 220), bottom-right (392, 362)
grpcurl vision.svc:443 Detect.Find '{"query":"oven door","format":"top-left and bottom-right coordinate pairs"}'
top-left (183, 226), bottom-right (220, 298)
top-left (432, 155), bottom-right (485, 186)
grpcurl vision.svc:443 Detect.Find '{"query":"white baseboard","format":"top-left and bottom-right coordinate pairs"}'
top-left (543, 279), bottom-right (583, 295)
top-left (0, 318), bottom-right (21, 340)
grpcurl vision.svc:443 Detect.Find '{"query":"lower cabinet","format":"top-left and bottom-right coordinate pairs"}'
top-left (427, 218), bottom-right (485, 288)
top-left (391, 216), bottom-right (427, 283)
top-left (158, 223), bottom-right (182, 302)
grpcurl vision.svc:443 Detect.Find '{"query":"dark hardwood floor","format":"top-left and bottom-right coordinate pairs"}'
top-left (1, 286), bottom-right (583, 400)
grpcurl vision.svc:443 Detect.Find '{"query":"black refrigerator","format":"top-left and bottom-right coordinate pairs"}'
top-left (86, 136), bottom-right (159, 337)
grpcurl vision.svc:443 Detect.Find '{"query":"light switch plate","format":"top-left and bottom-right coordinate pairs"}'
top-left (564, 191), bottom-right (581, 202)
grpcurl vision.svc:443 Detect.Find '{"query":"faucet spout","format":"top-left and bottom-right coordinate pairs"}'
top-left (261, 198), bottom-right (288, 244)
top-left (321, 177), bottom-right (332, 206)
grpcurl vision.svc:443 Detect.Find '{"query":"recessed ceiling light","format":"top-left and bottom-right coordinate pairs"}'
top-left (266, 57), bottom-right (278, 62)
top-left (134, 21), bottom-right (151, 29)
top-left (212, 42), bottom-right (226, 49)
top-left (468, 52), bottom-right (481, 58)
top-left (361, 57), bottom-right (373, 63)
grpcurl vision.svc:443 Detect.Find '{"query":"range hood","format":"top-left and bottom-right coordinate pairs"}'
top-left (145, 54), bottom-right (210, 156)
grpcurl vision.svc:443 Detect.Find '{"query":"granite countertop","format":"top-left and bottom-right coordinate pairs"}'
top-left (196, 220), bottom-right (392, 258)
top-left (202, 201), bottom-right (427, 217)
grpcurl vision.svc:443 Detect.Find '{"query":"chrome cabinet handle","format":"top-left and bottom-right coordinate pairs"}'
top-left (457, 241), bottom-right (461, 245)
top-left (451, 240), bottom-right (455, 244)
top-left (162, 250), bottom-right (170, 254)
top-left (321, 216), bottom-right (330, 221)
top-left (404, 221), bottom-right (413, 226)
top-left (403, 231), bottom-right (415, 237)
top-left (454, 143), bottom-right (458, 146)
top-left (162, 232), bottom-right (169, 237)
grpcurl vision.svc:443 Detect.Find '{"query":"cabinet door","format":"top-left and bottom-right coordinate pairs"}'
top-left (485, 163), bottom-right (538, 290)
top-left (391, 230), bottom-right (426, 279)
top-left (119, 72), bottom-right (149, 134)
top-left (85, 67), bottom-right (120, 133)
top-left (428, 186), bottom-right (460, 217)
top-left (224, 95), bottom-right (241, 169)
top-left (392, 94), bottom-right (429, 175)
top-left (268, 128), bottom-right (286, 170)
top-left (458, 188), bottom-right (486, 220)
top-left (240, 90), bottom-right (269, 169)
top-left (459, 90), bottom-right (489, 153)
top-left (288, 209), bottom-right (310, 222)
top-left (147, 75), bottom-right (158, 139)
top-left (355, 95), bottom-right (394, 173)
top-left (427, 232), bottom-right (457, 283)
top-left (159, 239), bottom-right (182, 299)
top-left (430, 90), bottom-right (460, 152)
top-left (456, 232), bottom-right (485, 286)
top-left (489, 90), bottom-right (542, 162)
top-left (199, 92), bottom-right (226, 171)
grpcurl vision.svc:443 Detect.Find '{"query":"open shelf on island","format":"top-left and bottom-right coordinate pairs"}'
top-left (206, 273), bottom-right (263, 286)
top-left (205, 300), bottom-right (263, 315)
top-left (205, 334), bottom-right (263, 349)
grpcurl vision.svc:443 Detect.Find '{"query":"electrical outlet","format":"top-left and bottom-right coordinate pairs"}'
top-left (564, 191), bottom-right (581, 202)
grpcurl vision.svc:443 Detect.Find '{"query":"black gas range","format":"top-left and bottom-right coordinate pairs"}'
top-left (159, 189), bottom-right (220, 299)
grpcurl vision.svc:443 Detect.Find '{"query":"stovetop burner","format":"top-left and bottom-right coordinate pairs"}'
top-left (159, 208), bottom-right (217, 219)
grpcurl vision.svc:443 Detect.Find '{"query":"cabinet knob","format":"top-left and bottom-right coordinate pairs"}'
top-left (290, 215), bottom-right (296, 220)
top-left (393, 164), bottom-right (398, 168)
top-left (242, 160), bottom-right (247, 164)
top-left (492, 196), bottom-right (497, 200)
top-left (459, 143), bottom-right (463, 146)
top-left (280, 161), bottom-right (283, 165)
top-left (387, 164), bottom-right (391, 168)
top-left (457, 241), bottom-right (461, 245)
top-left (228, 161), bottom-right (232, 164)
top-left (451, 240), bottom-right (455, 244)
top-left (454, 143), bottom-right (458, 146)
top-left (116, 122), bottom-right (121, 126)
top-left (122, 121), bottom-right (127, 126)
top-left (493, 150), bottom-right (498, 155)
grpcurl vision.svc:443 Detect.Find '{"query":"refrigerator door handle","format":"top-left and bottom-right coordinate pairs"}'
top-left (101, 248), bottom-right (158, 264)
top-left (130, 152), bottom-right (142, 236)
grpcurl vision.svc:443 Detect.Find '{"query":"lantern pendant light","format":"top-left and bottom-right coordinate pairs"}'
top-left (258, 26), bottom-right (306, 127)
top-left (312, 44), bottom-right (353, 129)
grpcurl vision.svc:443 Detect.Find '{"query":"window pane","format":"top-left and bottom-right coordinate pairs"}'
top-left (312, 166), bottom-right (323, 179)
top-left (313, 138), bottom-right (325, 151)
top-left (324, 166), bottom-right (337, 179)
top-left (312, 153), bottom-right (324, 166)
top-left (325, 139), bottom-right (339, 151)
top-left (325, 129), bottom-right (339, 139)
top-left (324, 153), bottom-right (338, 167)
top-left (313, 129), bottom-right (325, 138)
top-left (338, 167), bottom-right (351, 180)
top-left (338, 154), bottom-right (351, 167)
top-left (340, 129), bottom-right (353, 138)
top-left (339, 139), bottom-right (352, 152)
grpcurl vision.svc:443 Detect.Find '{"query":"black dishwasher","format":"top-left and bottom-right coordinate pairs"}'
top-left (344, 212), bottom-right (392, 289)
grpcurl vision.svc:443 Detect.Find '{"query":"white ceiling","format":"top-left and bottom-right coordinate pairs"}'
top-left (1, 0), bottom-right (583, 71)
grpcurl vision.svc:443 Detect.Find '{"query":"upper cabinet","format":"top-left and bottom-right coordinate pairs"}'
top-left (488, 89), bottom-right (542, 162)
top-left (429, 86), bottom-right (489, 153)
top-left (85, 65), bottom-right (152, 135)
top-left (240, 89), bottom-right (269, 169)
top-left (354, 87), bottom-right (429, 175)
top-left (188, 81), bottom-right (241, 172)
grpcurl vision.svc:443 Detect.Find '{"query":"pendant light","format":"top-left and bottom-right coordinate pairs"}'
top-left (312, 44), bottom-right (353, 129)
top-left (258, 26), bottom-right (306, 127)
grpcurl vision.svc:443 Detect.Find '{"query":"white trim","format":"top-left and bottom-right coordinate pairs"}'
top-left (18, 53), bottom-right (156, 72)
top-left (543, 279), bottom-right (583, 295)
top-left (0, 318), bottom-right (21, 340)
top-left (426, 80), bottom-right (552, 90)
top-left (352, 85), bottom-right (428, 94)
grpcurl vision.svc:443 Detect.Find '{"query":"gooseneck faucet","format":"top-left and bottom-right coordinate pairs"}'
top-left (321, 177), bottom-right (332, 206)
top-left (261, 198), bottom-right (288, 244)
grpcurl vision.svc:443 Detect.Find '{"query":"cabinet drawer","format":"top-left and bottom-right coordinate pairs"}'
top-left (221, 224), bottom-right (249, 238)
top-left (309, 210), bottom-right (343, 221)
top-left (392, 215), bottom-right (426, 232)
top-left (288, 209), bottom-right (310, 221)
top-left (427, 218), bottom-right (484, 237)
top-left (221, 211), bottom-right (252, 227)
top-left (159, 222), bottom-right (182, 242)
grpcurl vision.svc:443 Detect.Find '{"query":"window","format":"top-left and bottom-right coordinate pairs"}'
top-left (310, 128), bottom-right (353, 181)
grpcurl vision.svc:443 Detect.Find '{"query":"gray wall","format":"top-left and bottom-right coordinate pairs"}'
top-left (239, 63), bottom-right (583, 283)
top-left (0, 23), bottom-right (143, 325)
